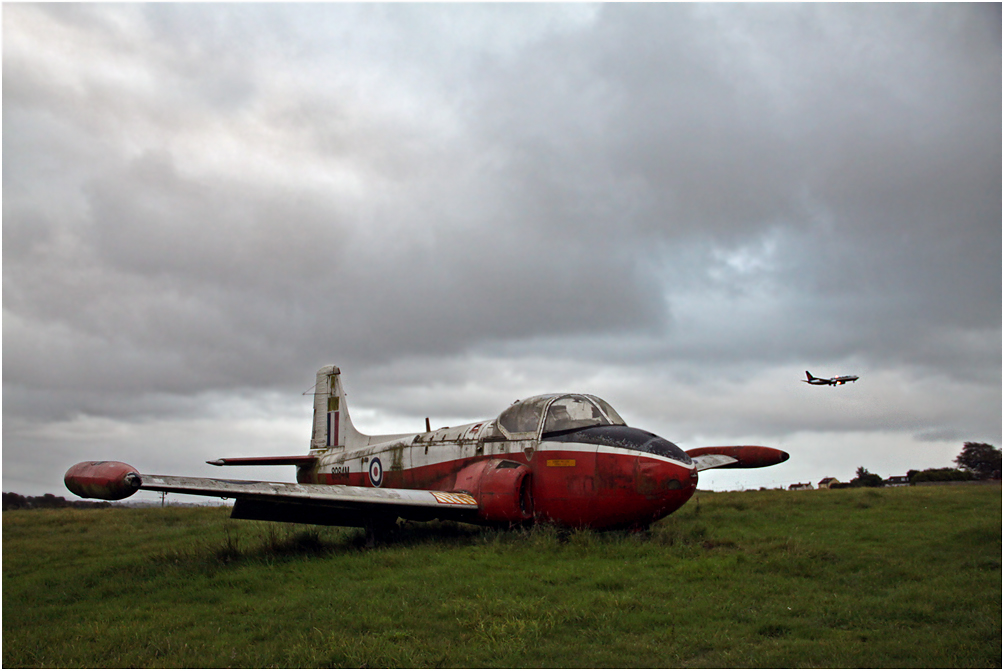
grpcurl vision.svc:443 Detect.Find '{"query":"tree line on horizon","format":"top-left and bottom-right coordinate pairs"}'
top-left (2, 492), bottom-right (112, 511)
top-left (848, 442), bottom-right (1001, 488)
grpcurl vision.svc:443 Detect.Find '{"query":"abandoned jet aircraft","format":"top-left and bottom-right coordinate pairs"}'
top-left (65, 365), bottom-right (789, 530)
top-left (803, 371), bottom-right (859, 386)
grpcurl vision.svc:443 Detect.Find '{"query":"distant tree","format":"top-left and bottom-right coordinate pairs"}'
top-left (910, 468), bottom-right (973, 484)
top-left (3, 492), bottom-right (28, 510)
top-left (2, 492), bottom-right (110, 510)
top-left (40, 493), bottom-right (66, 508)
top-left (850, 467), bottom-right (884, 488)
top-left (954, 442), bottom-right (1001, 480)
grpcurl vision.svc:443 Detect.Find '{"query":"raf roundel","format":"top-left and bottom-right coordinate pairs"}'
top-left (367, 457), bottom-right (383, 487)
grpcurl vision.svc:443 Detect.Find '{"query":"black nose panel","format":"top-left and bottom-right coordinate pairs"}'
top-left (542, 425), bottom-right (693, 465)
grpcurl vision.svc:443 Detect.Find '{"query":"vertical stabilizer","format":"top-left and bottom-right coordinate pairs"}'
top-left (311, 366), bottom-right (365, 452)
top-left (310, 365), bottom-right (424, 453)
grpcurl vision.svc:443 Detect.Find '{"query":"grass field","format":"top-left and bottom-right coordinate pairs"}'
top-left (4, 485), bottom-right (1001, 668)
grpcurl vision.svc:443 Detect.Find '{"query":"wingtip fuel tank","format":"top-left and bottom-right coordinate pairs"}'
top-left (64, 461), bottom-right (142, 500)
top-left (684, 445), bottom-right (790, 469)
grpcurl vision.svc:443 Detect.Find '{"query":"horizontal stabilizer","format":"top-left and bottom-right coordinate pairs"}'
top-left (206, 455), bottom-right (318, 467)
top-left (691, 454), bottom-right (739, 472)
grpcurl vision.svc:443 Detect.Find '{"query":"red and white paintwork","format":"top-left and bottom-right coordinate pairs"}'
top-left (302, 428), bottom-right (696, 529)
top-left (64, 365), bottom-right (788, 531)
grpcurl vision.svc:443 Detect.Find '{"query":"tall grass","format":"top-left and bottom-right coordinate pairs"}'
top-left (4, 486), bottom-right (1000, 667)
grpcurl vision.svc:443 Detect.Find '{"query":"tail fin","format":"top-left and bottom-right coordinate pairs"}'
top-left (311, 365), bottom-right (363, 452)
top-left (310, 365), bottom-right (426, 452)
top-left (805, 371), bottom-right (814, 381)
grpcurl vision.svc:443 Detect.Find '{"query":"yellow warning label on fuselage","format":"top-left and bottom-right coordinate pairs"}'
top-left (432, 492), bottom-right (477, 505)
top-left (546, 459), bottom-right (576, 467)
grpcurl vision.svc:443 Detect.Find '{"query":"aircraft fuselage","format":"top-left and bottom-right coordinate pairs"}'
top-left (302, 420), bottom-right (698, 529)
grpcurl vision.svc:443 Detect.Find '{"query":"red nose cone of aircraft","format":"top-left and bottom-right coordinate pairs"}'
top-left (65, 461), bottom-right (142, 500)
top-left (536, 426), bottom-right (699, 529)
top-left (627, 456), bottom-right (698, 527)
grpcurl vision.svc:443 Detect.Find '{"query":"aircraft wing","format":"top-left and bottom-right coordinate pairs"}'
top-left (139, 474), bottom-right (482, 526)
top-left (64, 461), bottom-right (481, 527)
top-left (690, 454), bottom-right (739, 472)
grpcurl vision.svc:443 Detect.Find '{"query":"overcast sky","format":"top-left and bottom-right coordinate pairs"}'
top-left (4, 3), bottom-right (1001, 500)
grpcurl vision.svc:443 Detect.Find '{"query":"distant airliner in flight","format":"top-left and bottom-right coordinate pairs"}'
top-left (804, 371), bottom-right (859, 386)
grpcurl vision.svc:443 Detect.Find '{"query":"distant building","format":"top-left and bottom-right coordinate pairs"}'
top-left (817, 477), bottom-right (840, 489)
top-left (885, 475), bottom-right (910, 487)
top-left (788, 482), bottom-right (813, 491)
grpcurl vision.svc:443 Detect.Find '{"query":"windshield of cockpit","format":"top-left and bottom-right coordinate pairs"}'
top-left (497, 395), bottom-right (553, 436)
top-left (542, 395), bottom-right (626, 434)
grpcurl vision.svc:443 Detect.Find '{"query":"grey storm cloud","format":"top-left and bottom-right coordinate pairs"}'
top-left (3, 3), bottom-right (1000, 495)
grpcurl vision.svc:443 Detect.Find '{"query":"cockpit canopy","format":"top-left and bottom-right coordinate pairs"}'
top-left (497, 394), bottom-right (626, 438)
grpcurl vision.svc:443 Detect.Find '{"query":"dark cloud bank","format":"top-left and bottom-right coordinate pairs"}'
top-left (4, 4), bottom-right (1000, 495)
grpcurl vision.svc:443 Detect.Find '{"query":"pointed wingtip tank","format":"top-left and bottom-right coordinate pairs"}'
top-left (685, 445), bottom-right (790, 469)
top-left (64, 461), bottom-right (142, 500)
